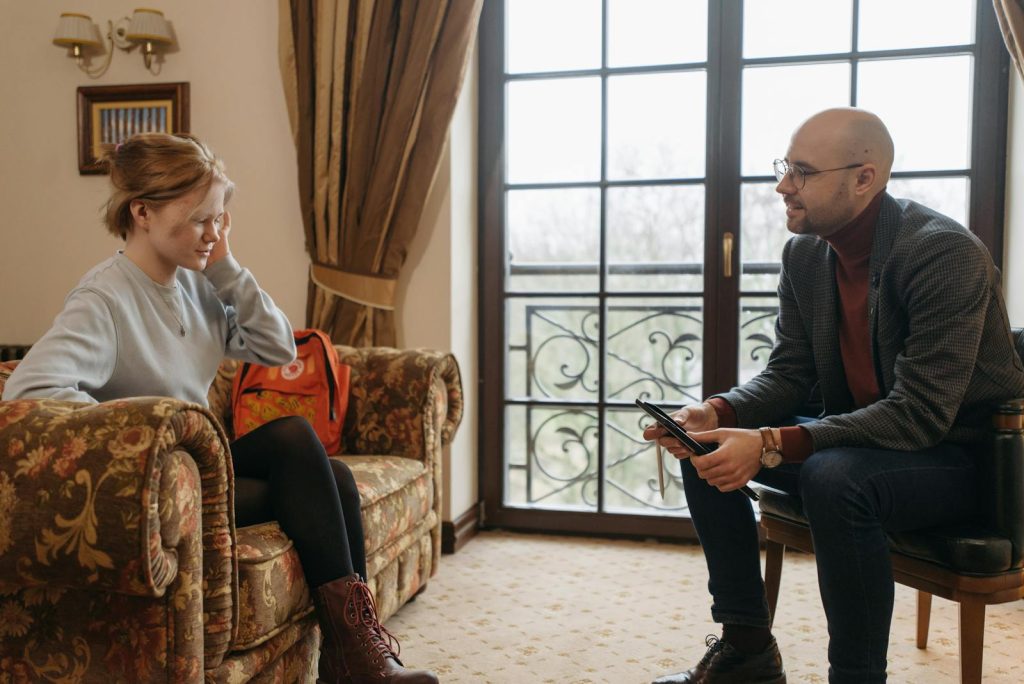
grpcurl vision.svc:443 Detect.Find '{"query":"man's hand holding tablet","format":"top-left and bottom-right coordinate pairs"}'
top-left (636, 398), bottom-right (759, 502)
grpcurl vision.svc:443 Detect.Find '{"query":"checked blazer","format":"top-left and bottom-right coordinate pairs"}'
top-left (717, 192), bottom-right (1024, 452)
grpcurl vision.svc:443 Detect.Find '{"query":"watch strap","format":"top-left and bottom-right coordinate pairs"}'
top-left (759, 426), bottom-right (780, 453)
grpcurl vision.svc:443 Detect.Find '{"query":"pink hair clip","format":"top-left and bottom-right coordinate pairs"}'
top-left (115, 142), bottom-right (124, 153)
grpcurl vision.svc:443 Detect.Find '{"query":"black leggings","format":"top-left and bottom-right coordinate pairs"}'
top-left (231, 416), bottom-right (366, 587)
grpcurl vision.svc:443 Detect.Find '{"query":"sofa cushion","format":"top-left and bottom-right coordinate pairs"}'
top-left (209, 614), bottom-right (320, 684)
top-left (338, 455), bottom-right (434, 557)
top-left (232, 523), bottom-right (315, 652)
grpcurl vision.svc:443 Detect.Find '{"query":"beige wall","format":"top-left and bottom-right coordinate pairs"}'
top-left (0, 0), bottom-right (480, 524)
top-left (396, 42), bottom-right (479, 522)
top-left (0, 0), bottom-right (308, 339)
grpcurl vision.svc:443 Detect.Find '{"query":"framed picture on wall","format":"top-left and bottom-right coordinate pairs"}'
top-left (76, 82), bottom-right (190, 175)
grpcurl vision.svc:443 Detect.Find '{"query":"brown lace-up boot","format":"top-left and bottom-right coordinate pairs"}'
top-left (313, 574), bottom-right (439, 684)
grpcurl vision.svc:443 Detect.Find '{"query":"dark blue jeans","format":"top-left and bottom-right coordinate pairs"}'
top-left (682, 423), bottom-right (978, 683)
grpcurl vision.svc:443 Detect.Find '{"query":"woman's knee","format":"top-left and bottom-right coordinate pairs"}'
top-left (257, 416), bottom-right (329, 468)
top-left (266, 415), bottom-right (319, 442)
top-left (328, 459), bottom-right (360, 499)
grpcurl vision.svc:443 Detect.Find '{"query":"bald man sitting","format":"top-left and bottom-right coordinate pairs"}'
top-left (643, 108), bottom-right (1024, 683)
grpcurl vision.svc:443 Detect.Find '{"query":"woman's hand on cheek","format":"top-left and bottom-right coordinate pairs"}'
top-left (207, 210), bottom-right (232, 268)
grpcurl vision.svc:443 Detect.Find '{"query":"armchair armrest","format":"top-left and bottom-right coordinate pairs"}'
top-left (0, 397), bottom-right (235, 613)
top-left (335, 346), bottom-right (463, 460)
top-left (985, 398), bottom-right (1024, 568)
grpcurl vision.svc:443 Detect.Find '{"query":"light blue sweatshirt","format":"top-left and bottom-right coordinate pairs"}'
top-left (2, 252), bottom-right (296, 406)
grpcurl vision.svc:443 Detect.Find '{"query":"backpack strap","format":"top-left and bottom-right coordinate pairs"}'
top-left (294, 330), bottom-right (338, 420)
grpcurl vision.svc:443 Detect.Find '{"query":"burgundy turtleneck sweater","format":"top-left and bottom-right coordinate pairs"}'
top-left (709, 190), bottom-right (885, 462)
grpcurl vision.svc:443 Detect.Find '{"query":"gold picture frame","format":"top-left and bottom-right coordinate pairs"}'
top-left (76, 82), bottom-right (189, 174)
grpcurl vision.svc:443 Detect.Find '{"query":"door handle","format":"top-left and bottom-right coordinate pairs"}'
top-left (723, 232), bottom-right (734, 278)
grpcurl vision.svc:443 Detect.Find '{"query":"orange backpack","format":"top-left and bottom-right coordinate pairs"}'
top-left (230, 329), bottom-right (350, 453)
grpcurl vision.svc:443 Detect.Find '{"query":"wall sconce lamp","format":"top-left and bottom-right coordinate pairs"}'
top-left (53, 9), bottom-right (174, 79)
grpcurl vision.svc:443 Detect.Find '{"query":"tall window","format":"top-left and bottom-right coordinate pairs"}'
top-left (479, 0), bottom-right (1009, 539)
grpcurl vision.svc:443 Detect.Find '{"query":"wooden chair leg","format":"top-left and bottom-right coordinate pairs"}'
top-left (958, 598), bottom-right (985, 684)
top-left (763, 540), bottom-right (785, 628)
top-left (916, 590), bottom-right (932, 649)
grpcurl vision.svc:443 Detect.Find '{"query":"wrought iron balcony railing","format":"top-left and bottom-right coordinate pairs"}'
top-left (501, 261), bottom-right (782, 515)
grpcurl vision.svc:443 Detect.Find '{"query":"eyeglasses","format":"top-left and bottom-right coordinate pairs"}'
top-left (773, 159), bottom-right (865, 189)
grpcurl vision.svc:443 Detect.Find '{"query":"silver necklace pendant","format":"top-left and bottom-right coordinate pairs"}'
top-left (161, 289), bottom-right (186, 337)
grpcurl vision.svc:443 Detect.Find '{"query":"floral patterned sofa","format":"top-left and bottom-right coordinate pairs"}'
top-left (0, 346), bottom-right (462, 683)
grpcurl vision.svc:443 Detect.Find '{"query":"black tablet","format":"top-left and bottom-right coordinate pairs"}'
top-left (636, 398), bottom-right (759, 501)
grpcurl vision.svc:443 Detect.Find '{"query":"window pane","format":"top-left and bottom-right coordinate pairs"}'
top-left (505, 404), bottom-right (598, 511)
top-left (606, 297), bottom-right (705, 405)
top-left (507, 78), bottom-right (601, 183)
top-left (858, 0), bottom-right (975, 51)
top-left (742, 63), bottom-right (851, 176)
top-left (605, 408), bottom-right (688, 515)
top-left (507, 0), bottom-right (601, 74)
top-left (739, 296), bottom-right (779, 384)
top-left (743, 0), bottom-right (852, 58)
top-left (607, 71), bottom-right (707, 180)
top-left (507, 189), bottom-right (600, 293)
top-left (886, 177), bottom-right (969, 227)
top-left (606, 185), bottom-right (705, 292)
top-left (507, 297), bottom-right (600, 400)
top-left (857, 56), bottom-right (972, 171)
top-left (608, 0), bottom-right (708, 67)
top-left (740, 182), bottom-right (787, 292)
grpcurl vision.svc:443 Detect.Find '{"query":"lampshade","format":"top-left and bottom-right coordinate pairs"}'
top-left (125, 8), bottom-right (173, 45)
top-left (53, 13), bottom-right (102, 49)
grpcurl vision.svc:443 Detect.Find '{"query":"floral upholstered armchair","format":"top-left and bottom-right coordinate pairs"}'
top-left (0, 346), bottom-right (462, 683)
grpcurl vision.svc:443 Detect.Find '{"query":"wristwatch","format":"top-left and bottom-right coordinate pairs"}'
top-left (759, 427), bottom-right (783, 468)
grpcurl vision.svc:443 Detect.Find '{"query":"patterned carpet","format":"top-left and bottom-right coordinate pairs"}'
top-left (385, 529), bottom-right (1024, 683)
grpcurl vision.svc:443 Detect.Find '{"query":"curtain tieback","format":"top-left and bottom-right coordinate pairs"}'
top-left (309, 263), bottom-right (397, 310)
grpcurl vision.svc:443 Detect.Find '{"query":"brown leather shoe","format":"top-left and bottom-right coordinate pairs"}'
top-left (651, 635), bottom-right (786, 683)
top-left (314, 574), bottom-right (439, 684)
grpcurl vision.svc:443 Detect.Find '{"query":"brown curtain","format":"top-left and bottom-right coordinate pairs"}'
top-left (278, 0), bottom-right (482, 346)
top-left (995, 0), bottom-right (1024, 80)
